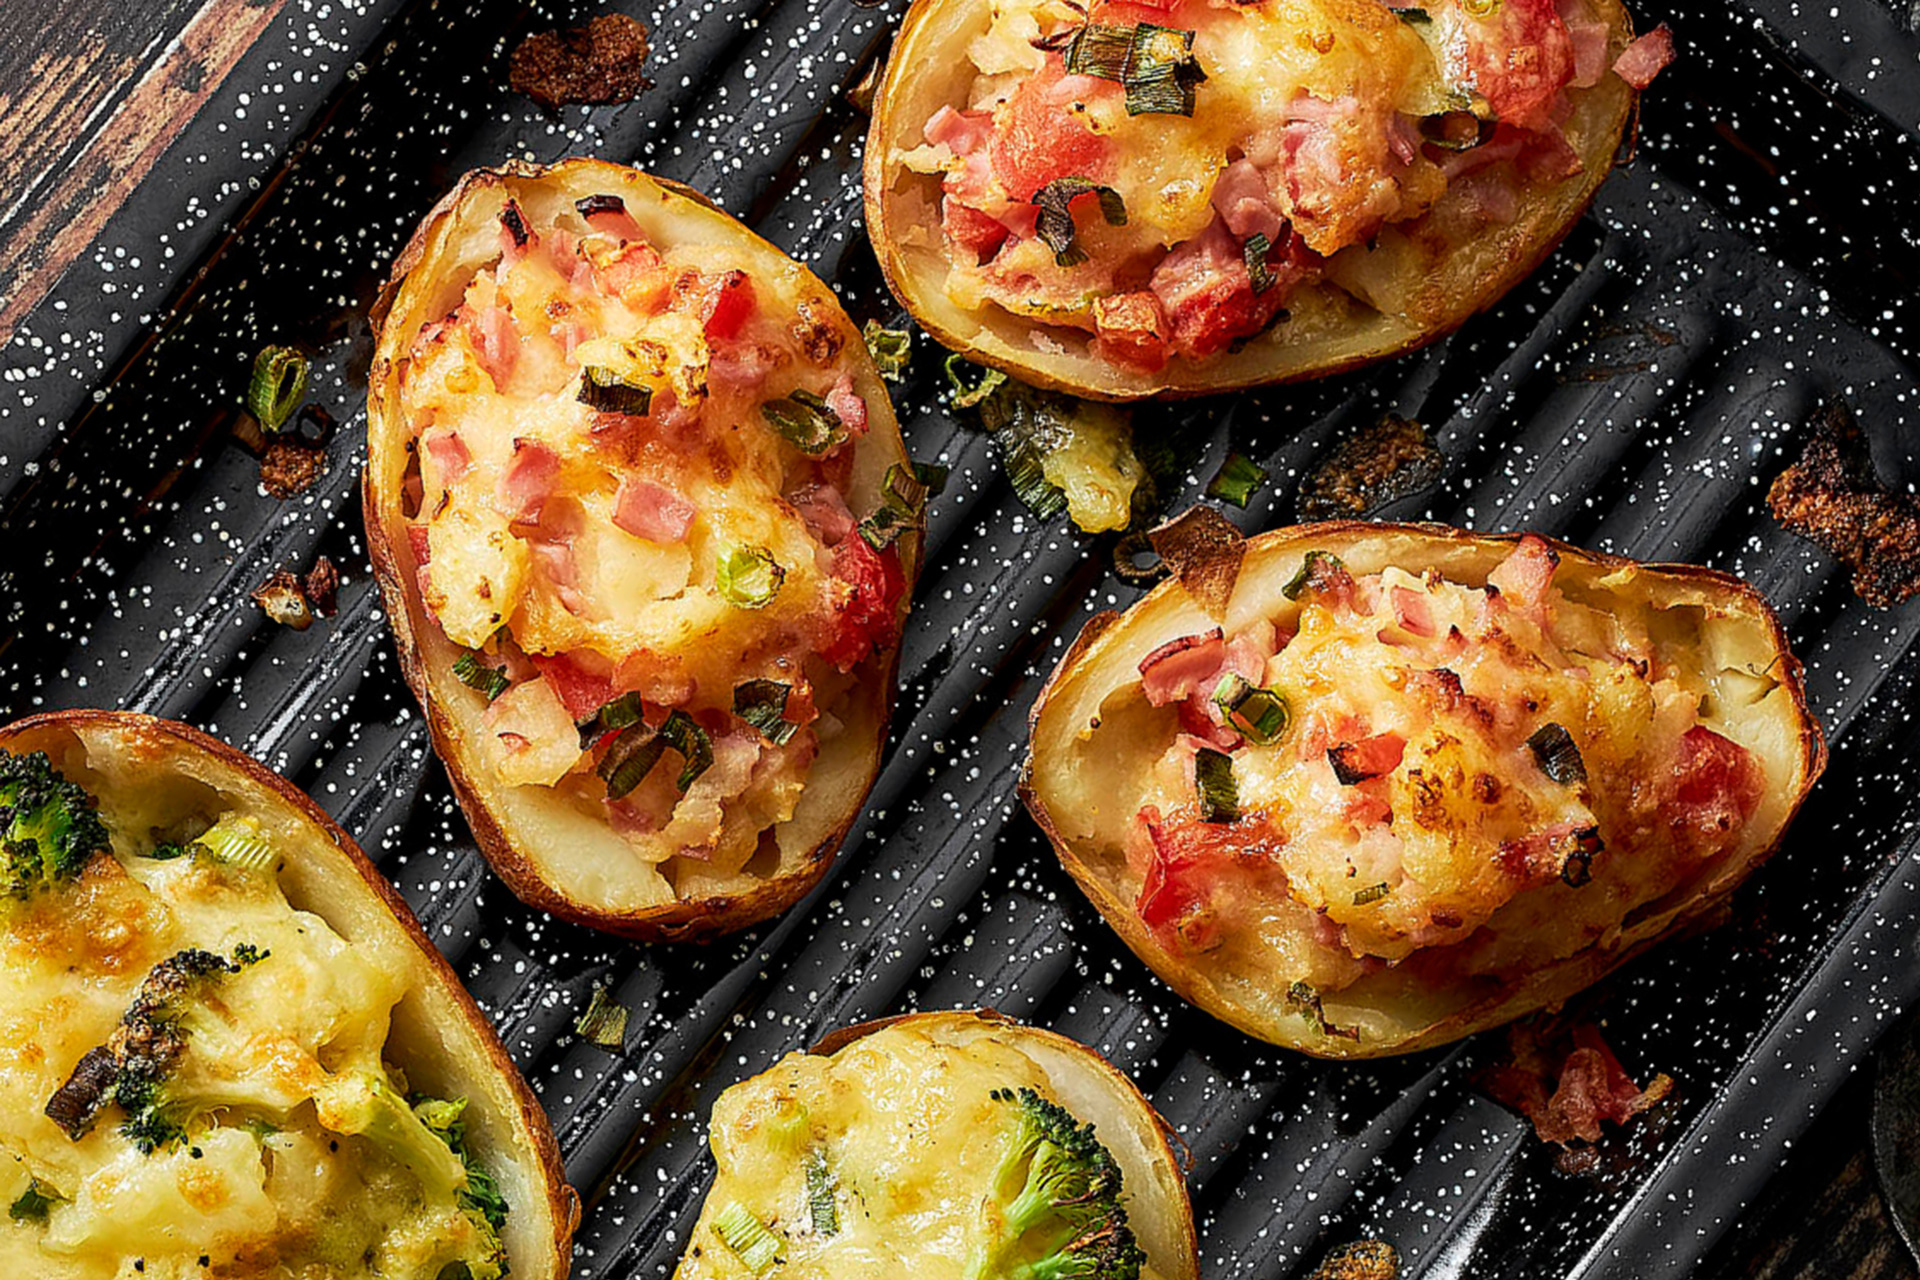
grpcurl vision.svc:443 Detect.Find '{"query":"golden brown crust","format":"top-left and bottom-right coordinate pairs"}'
top-left (0, 710), bottom-right (578, 1278)
top-left (366, 158), bottom-right (918, 942)
top-left (796, 1009), bottom-right (1199, 1280)
top-left (1022, 522), bottom-right (1827, 1057)
top-left (863, 0), bottom-right (1641, 400)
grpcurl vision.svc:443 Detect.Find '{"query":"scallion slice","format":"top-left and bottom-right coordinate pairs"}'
top-left (597, 727), bottom-right (668, 801)
top-left (658, 710), bottom-right (714, 791)
top-left (246, 346), bottom-right (309, 434)
top-left (1206, 451), bottom-right (1270, 508)
top-left (452, 651), bottom-right (511, 702)
top-left (806, 1150), bottom-right (839, 1237)
top-left (1211, 673), bottom-right (1290, 745)
top-left (1122, 23), bottom-right (1206, 116)
top-left (1527, 722), bottom-right (1587, 785)
top-left (1032, 177), bottom-right (1128, 269)
top-left (578, 366), bottom-right (654, 416)
top-left (194, 814), bottom-right (276, 873)
top-left (862, 320), bottom-right (912, 382)
top-left (8, 1180), bottom-right (61, 1224)
top-left (1243, 232), bottom-right (1276, 295)
top-left (1062, 22), bottom-right (1135, 79)
top-left (1194, 747), bottom-right (1239, 823)
top-left (712, 1203), bottom-right (782, 1275)
top-left (1282, 549), bottom-right (1347, 600)
top-left (578, 691), bottom-right (648, 749)
top-left (1352, 882), bottom-right (1392, 906)
top-left (717, 546), bottom-right (786, 609)
top-left (858, 462), bottom-right (940, 550)
top-left (945, 353), bottom-right (1008, 408)
top-left (761, 390), bottom-right (848, 455)
top-left (574, 985), bottom-right (630, 1049)
top-left (734, 680), bottom-right (798, 746)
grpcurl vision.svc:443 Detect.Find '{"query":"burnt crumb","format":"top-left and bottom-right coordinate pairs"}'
top-left (509, 14), bottom-right (652, 113)
top-left (259, 440), bottom-right (326, 498)
top-left (252, 558), bottom-right (341, 631)
top-left (1308, 1240), bottom-right (1399, 1280)
top-left (1768, 398), bottom-right (1920, 607)
top-left (1296, 415), bottom-right (1445, 521)
top-left (303, 557), bottom-right (341, 618)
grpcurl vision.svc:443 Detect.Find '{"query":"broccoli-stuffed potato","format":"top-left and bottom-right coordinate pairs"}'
top-left (674, 1010), bottom-right (1197, 1280)
top-left (1023, 521), bottom-right (1825, 1056)
top-left (366, 159), bottom-right (924, 941)
top-left (0, 710), bottom-right (577, 1279)
top-left (864, 0), bottom-right (1674, 398)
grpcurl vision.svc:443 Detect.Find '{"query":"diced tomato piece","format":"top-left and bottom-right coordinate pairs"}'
top-left (1445, 0), bottom-right (1576, 133)
top-left (530, 653), bottom-right (621, 722)
top-left (1668, 725), bottom-right (1764, 851)
top-left (1327, 733), bottom-right (1407, 784)
top-left (990, 60), bottom-right (1114, 199)
top-left (1148, 220), bottom-right (1292, 360)
top-left (818, 536), bottom-right (906, 671)
top-left (1089, 0), bottom-right (1180, 21)
top-left (1093, 292), bottom-right (1172, 373)
top-left (1135, 806), bottom-right (1288, 951)
top-left (672, 269), bottom-right (756, 341)
top-left (943, 200), bottom-right (1011, 259)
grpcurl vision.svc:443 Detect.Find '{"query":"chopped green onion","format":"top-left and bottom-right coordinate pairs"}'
top-left (862, 320), bottom-right (912, 382)
top-left (575, 985), bottom-right (629, 1049)
top-left (1285, 981), bottom-right (1362, 1041)
top-left (1243, 232), bottom-right (1276, 295)
top-left (1194, 747), bottom-right (1239, 823)
top-left (1352, 882), bottom-right (1391, 906)
top-left (1282, 550), bottom-right (1348, 600)
top-left (246, 346), bottom-right (309, 434)
top-left (1032, 177), bottom-right (1128, 269)
top-left (765, 1099), bottom-right (812, 1153)
top-left (453, 651), bottom-right (512, 702)
top-left (858, 462), bottom-right (936, 550)
top-left (761, 390), bottom-right (848, 455)
top-left (713, 1203), bottom-right (782, 1275)
top-left (661, 711), bottom-right (714, 791)
top-left (806, 1150), bottom-right (839, 1237)
top-left (945, 354), bottom-right (1008, 408)
top-left (734, 680), bottom-right (798, 746)
top-left (8, 1179), bottom-right (60, 1223)
top-left (717, 546), bottom-right (785, 609)
top-left (1206, 452), bottom-right (1270, 508)
top-left (578, 367), bottom-right (654, 416)
top-left (1391, 4), bottom-right (1431, 21)
top-left (1211, 673), bottom-right (1290, 745)
top-left (232, 943), bottom-right (270, 968)
top-left (1122, 23), bottom-right (1206, 117)
top-left (194, 815), bottom-right (275, 873)
top-left (579, 691), bottom-right (650, 750)
top-left (146, 842), bottom-right (193, 861)
top-left (1527, 723), bottom-right (1587, 785)
top-left (597, 727), bottom-right (668, 801)
top-left (1062, 22), bottom-right (1135, 78)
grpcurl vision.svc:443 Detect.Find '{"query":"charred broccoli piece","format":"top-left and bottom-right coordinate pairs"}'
top-left (42, 946), bottom-right (266, 1150)
top-left (0, 749), bottom-right (109, 898)
top-left (968, 1087), bottom-right (1147, 1280)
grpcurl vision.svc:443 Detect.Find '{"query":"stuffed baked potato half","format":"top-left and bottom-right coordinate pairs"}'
top-left (864, 0), bottom-right (1673, 398)
top-left (1023, 521), bottom-right (1825, 1056)
top-left (367, 159), bottom-right (925, 941)
top-left (673, 1010), bottom-right (1197, 1280)
top-left (0, 710), bottom-right (576, 1279)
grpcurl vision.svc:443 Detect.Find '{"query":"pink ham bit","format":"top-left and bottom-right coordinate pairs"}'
top-left (787, 482), bottom-right (857, 546)
top-left (824, 375), bottom-right (869, 438)
top-left (530, 652), bottom-right (621, 722)
top-left (420, 427), bottom-right (472, 493)
top-left (1138, 629), bottom-right (1227, 706)
top-left (925, 104), bottom-right (994, 152)
top-left (471, 303), bottom-right (521, 389)
top-left (612, 477), bottom-right (695, 544)
top-left (583, 203), bottom-right (647, 241)
top-left (1210, 159), bottom-right (1285, 245)
top-left (1487, 534), bottom-right (1561, 611)
top-left (1444, 0), bottom-right (1576, 133)
top-left (1327, 733), bottom-right (1407, 784)
top-left (1564, 18), bottom-right (1613, 87)
top-left (1612, 24), bottom-right (1674, 89)
top-left (495, 438), bottom-right (561, 524)
top-left (1390, 586), bottom-right (1437, 637)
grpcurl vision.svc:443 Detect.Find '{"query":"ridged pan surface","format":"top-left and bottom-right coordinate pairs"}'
top-left (1, 1), bottom-right (1918, 1277)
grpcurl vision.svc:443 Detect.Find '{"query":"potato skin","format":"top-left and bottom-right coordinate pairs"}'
top-left (863, 0), bottom-right (1641, 400)
top-left (1021, 523), bottom-right (1827, 1057)
top-left (0, 710), bottom-right (579, 1278)
top-left (365, 159), bottom-right (918, 942)
top-left (695, 1010), bottom-right (1199, 1280)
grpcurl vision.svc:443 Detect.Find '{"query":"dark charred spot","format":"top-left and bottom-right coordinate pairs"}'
top-left (1295, 415), bottom-right (1446, 520)
top-left (1768, 398), bottom-right (1920, 607)
top-left (575, 193), bottom-right (628, 220)
top-left (498, 200), bottom-right (530, 248)
top-left (509, 13), bottom-right (653, 114)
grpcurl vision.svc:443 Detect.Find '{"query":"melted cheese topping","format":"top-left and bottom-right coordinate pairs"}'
top-left (1, 812), bottom-right (497, 1279)
top-left (1129, 540), bottom-right (1762, 998)
top-left (676, 1024), bottom-right (1135, 1280)
top-left (396, 193), bottom-right (905, 872)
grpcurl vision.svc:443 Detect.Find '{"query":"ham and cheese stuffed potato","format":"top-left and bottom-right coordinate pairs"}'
top-left (367, 160), bottom-right (924, 940)
top-left (865, 0), bottom-right (1673, 398)
top-left (0, 711), bottom-right (576, 1279)
top-left (674, 1011), bottom-right (1197, 1280)
top-left (1023, 522), bottom-right (1825, 1056)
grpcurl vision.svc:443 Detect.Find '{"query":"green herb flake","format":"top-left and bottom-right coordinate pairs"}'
top-left (1352, 882), bottom-right (1392, 906)
top-left (1031, 177), bottom-right (1128, 269)
top-left (8, 1180), bottom-right (61, 1223)
top-left (734, 679), bottom-right (798, 746)
top-left (245, 346), bottom-right (309, 434)
top-left (806, 1149), bottom-right (839, 1237)
top-left (1242, 232), bottom-right (1277, 296)
top-left (1283, 549), bottom-right (1348, 600)
top-left (760, 389), bottom-right (849, 455)
top-left (1210, 673), bottom-right (1291, 745)
top-left (713, 1202), bottom-right (783, 1275)
top-left (717, 546), bottom-right (786, 610)
top-left (596, 709), bottom-right (713, 799)
top-left (862, 320), bottom-right (912, 382)
top-left (859, 462), bottom-right (939, 551)
top-left (1194, 747), bottom-right (1239, 824)
top-left (1207, 451), bottom-right (1270, 508)
top-left (578, 367), bottom-right (654, 416)
top-left (575, 985), bottom-right (630, 1050)
top-left (452, 651), bottom-right (512, 702)
top-left (1123, 22), bottom-right (1207, 116)
top-left (945, 354), bottom-right (1009, 408)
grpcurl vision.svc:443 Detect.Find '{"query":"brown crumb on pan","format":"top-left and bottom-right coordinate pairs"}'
top-left (1296, 416), bottom-right (1445, 522)
top-left (252, 557), bottom-right (341, 631)
top-left (1479, 1016), bottom-right (1673, 1153)
top-left (1308, 1240), bottom-right (1399, 1280)
top-left (260, 440), bottom-right (326, 498)
top-left (1768, 399), bottom-right (1920, 608)
top-left (509, 14), bottom-right (652, 113)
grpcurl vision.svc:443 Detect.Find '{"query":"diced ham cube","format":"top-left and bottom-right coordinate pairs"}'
top-left (612, 478), bottom-right (696, 544)
top-left (1613, 24), bottom-right (1674, 89)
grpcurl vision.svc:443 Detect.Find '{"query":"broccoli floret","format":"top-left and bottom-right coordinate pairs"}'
top-left (968, 1087), bottom-right (1147, 1280)
top-left (42, 946), bottom-right (270, 1150)
top-left (321, 1082), bottom-right (508, 1279)
top-left (0, 750), bottom-right (109, 899)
